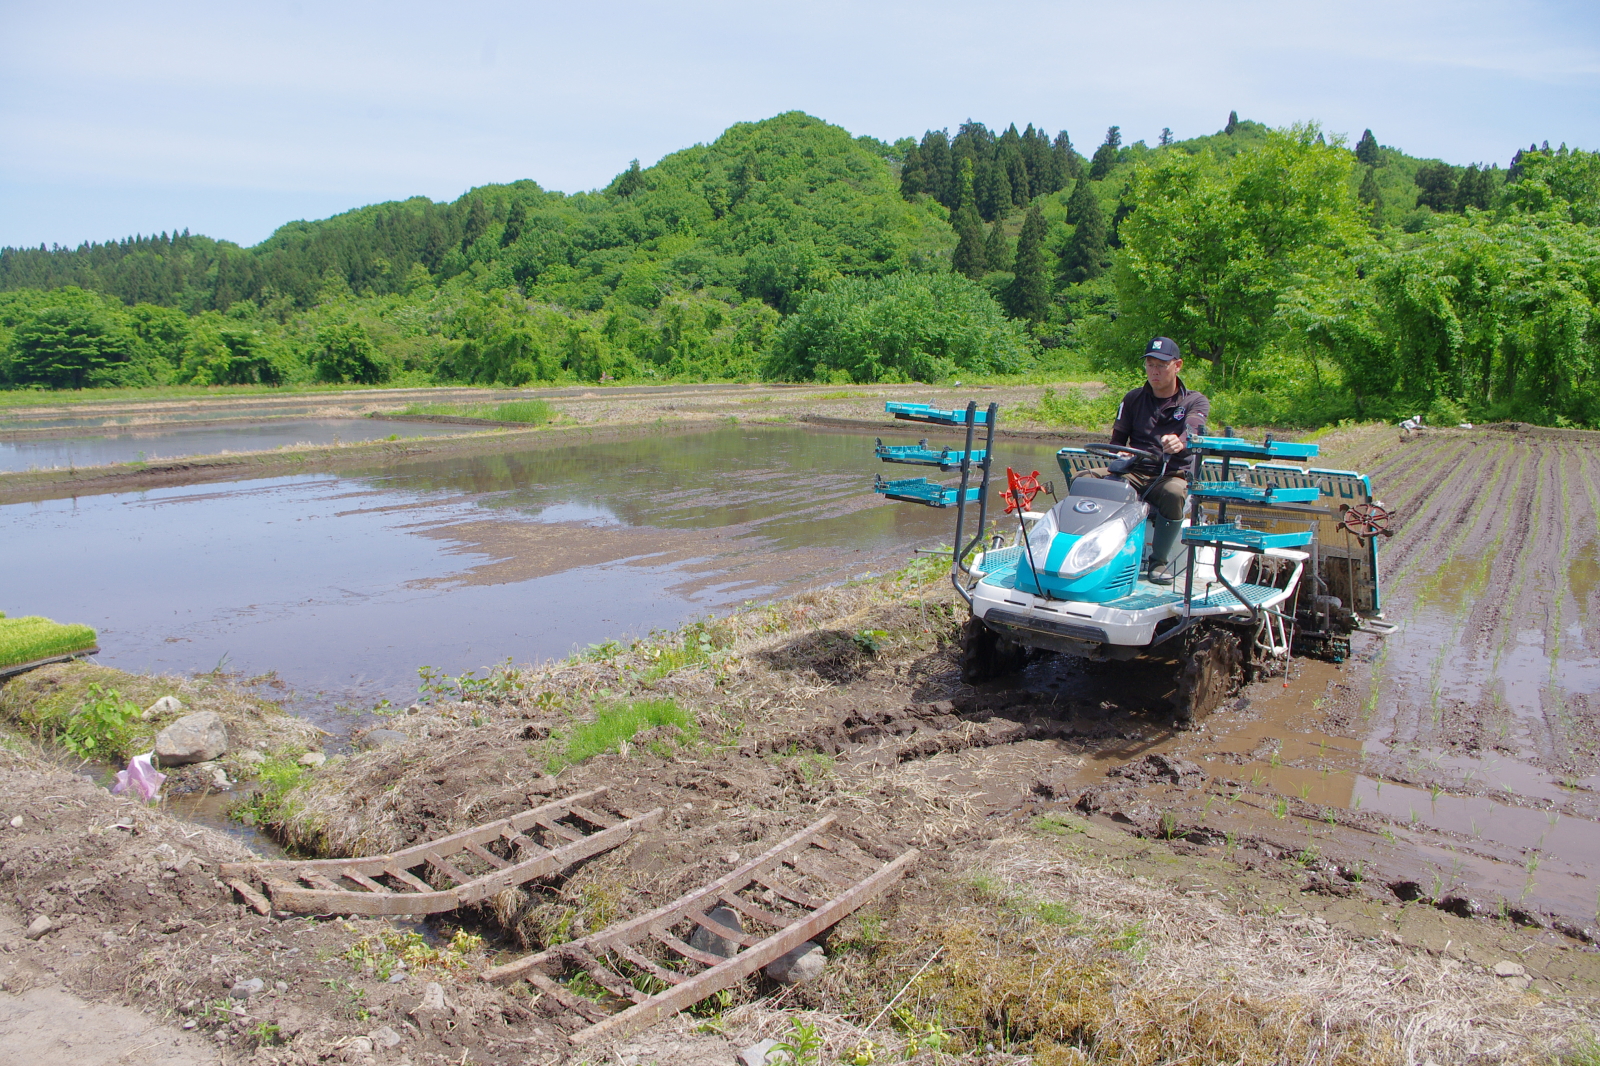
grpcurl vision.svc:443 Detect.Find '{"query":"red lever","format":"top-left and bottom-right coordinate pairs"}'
top-left (1001, 468), bottom-right (1041, 514)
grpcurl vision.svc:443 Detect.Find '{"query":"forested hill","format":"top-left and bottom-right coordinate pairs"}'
top-left (2, 111), bottom-right (1598, 429)
top-left (0, 114), bottom-right (947, 316)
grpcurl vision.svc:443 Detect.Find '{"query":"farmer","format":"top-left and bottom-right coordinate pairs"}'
top-left (1077, 336), bottom-right (1210, 584)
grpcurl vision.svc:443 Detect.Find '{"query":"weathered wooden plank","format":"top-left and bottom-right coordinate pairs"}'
top-left (649, 928), bottom-right (725, 969)
top-left (754, 875), bottom-right (825, 910)
top-left (227, 877), bottom-right (272, 915)
top-left (263, 807), bottom-right (663, 917)
top-left (686, 909), bottom-right (760, 948)
top-left (426, 852), bottom-right (472, 886)
top-left (484, 818), bottom-right (836, 986)
top-left (565, 804), bottom-right (620, 829)
top-left (219, 788), bottom-right (608, 881)
top-left (612, 943), bottom-right (686, 987)
top-left (465, 842), bottom-right (509, 870)
top-left (533, 815), bottom-right (583, 843)
top-left (716, 891), bottom-right (789, 932)
top-left (342, 870), bottom-right (391, 894)
top-left (570, 848), bottom-right (920, 1045)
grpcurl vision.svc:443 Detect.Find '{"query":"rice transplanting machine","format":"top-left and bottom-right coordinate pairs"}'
top-left (873, 401), bottom-right (1396, 724)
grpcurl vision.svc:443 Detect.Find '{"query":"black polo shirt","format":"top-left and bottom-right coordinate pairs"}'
top-left (1109, 379), bottom-right (1211, 478)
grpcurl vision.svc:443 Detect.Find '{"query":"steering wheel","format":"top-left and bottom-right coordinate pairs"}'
top-left (1084, 442), bottom-right (1168, 466)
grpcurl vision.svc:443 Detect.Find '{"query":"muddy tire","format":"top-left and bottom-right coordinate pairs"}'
top-left (1173, 627), bottom-right (1242, 727)
top-left (959, 618), bottom-right (1027, 683)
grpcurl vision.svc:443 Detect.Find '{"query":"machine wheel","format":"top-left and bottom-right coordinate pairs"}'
top-left (959, 618), bottom-right (1027, 683)
top-left (1173, 627), bottom-right (1243, 727)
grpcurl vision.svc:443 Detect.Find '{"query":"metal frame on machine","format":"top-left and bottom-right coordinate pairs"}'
top-left (872, 401), bottom-right (999, 605)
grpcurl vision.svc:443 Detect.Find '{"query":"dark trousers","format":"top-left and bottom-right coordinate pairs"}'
top-left (1076, 469), bottom-right (1188, 521)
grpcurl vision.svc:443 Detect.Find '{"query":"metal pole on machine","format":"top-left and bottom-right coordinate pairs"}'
top-left (948, 402), bottom-right (998, 604)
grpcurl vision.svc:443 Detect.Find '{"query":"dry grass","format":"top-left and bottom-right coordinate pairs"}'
top-left (859, 835), bottom-right (1596, 1066)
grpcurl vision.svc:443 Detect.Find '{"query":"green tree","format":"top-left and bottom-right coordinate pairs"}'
top-left (1355, 129), bottom-right (1380, 167)
top-left (1060, 181), bottom-right (1109, 284)
top-left (6, 300), bottom-right (133, 389)
top-left (1414, 162), bottom-right (1458, 212)
top-left (952, 205), bottom-right (988, 278)
top-left (1110, 123), bottom-right (1365, 386)
top-left (1225, 111), bottom-right (1239, 135)
top-left (984, 221), bottom-right (1011, 273)
top-left (610, 159), bottom-right (645, 198)
top-left (766, 272), bottom-right (1032, 383)
top-left (1503, 147), bottom-right (1600, 224)
top-left (1089, 127), bottom-right (1122, 180)
top-left (1006, 206), bottom-right (1050, 321)
top-left (1358, 166), bottom-right (1384, 225)
top-left (313, 321), bottom-right (390, 383)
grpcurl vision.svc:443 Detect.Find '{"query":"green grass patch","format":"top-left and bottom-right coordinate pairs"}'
top-left (549, 698), bottom-right (697, 772)
top-left (1010, 384), bottom-right (1122, 428)
top-left (232, 753), bottom-right (308, 828)
top-left (0, 614), bottom-right (97, 669)
top-left (396, 398), bottom-right (554, 425)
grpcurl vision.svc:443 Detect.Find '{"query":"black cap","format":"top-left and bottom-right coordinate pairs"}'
top-left (1144, 336), bottom-right (1182, 362)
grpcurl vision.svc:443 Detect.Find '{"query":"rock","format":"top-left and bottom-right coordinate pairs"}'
top-left (234, 750), bottom-right (265, 766)
top-left (229, 977), bottom-right (266, 1000)
top-left (415, 982), bottom-right (447, 1012)
top-left (275, 980), bottom-right (288, 992)
top-left (722, 851), bottom-right (740, 865)
top-left (1492, 960), bottom-right (1527, 978)
top-left (1107, 753), bottom-right (1207, 786)
top-left (297, 751), bottom-right (327, 768)
top-left (764, 941), bottom-right (826, 986)
top-left (211, 768), bottom-right (231, 789)
top-left (738, 1039), bottom-right (782, 1066)
top-left (344, 1036), bottom-right (374, 1058)
top-left (142, 695), bottom-right (184, 721)
top-left (688, 905), bottom-right (743, 959)
top-left (368, 1025), bottom-right (403, 1049)
top-left (8, 815), bottom-right (20, 828)
top-left (360, 729), bottom-right (408, 750)
top-left (154, 712), bottom-right (230, 767)
top-left (24, 915), bottom-right (53, 940)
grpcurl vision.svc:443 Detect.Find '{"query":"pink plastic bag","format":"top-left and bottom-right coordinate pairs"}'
top-left (112, 752), bottom-right (165, 802)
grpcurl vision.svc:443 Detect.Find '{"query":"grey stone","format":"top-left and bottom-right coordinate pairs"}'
top-left (368, 1025), bottom-right (403, 1049)
top-left (688, 905), bottom-right (743, 959)
top-left (229, 977), bottom-right (266, 1000)
top-left (8, 815), bottom-right (21, 828)
top-left (274, 980), bottom-right (288, 992)
top-left (154, 712), bottom-right (229, 766)
top-left (142, 695), bottom-right (184, 721)
top-left (24, 915), bottom-right (53, 940)
top-left (1492, 960), bottom-right (1527, 978)
top-left (297, 751), bottom-right (327, 768)
top-left (763, 940), bottom-right (826, 986)
top-left (361, 729), bottom-right (408, 750)
top-left (738, 1039), bottom-right (781, 1066)
top-left (210, 768), bottom-right (231, 789)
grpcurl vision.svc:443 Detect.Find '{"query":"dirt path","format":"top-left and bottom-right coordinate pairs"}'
top-left (0, 910), bottom-right (218, 1066)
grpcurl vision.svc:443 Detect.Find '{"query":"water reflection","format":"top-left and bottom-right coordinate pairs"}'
top-left (2, 425), bottom-right (1063, 731)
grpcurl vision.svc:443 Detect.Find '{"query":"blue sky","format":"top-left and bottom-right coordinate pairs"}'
top-left (3, 0), bottom-right (1597, 249)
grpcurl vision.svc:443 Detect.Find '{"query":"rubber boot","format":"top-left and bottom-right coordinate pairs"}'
top-left (1146, 515), bottom-right (1182, 585)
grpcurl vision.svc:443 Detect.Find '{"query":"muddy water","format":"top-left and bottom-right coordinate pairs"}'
top-left (0, 417), bottom-right (469, 472)
top-left (2, 424), bottom-right (1060, 730)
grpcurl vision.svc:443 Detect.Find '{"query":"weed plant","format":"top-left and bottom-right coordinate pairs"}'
top-left (547, 698), bottom-right (697, 772)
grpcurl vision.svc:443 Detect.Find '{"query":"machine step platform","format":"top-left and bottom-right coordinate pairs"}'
top-left (874, 439), bottom-right (985, 469)
top-left (1190, 435), bottom-right (1320, 460)
top-left (873, 475), bottom-right (980, 508)
top-left (1183, 523), bottom-right (1314, 550)
top-left (885, 402), bottom-right (991, 426)
top-left (1189, 483), bottom-right (1322, 504)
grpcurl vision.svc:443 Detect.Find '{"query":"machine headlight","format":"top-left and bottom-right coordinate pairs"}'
top-left (1060, 521), bottom-right (1129, 578)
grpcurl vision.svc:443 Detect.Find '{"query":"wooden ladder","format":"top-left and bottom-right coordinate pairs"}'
top-left (219, 787), bottom-right (662, 916)
top-left (482, 815), bottom-right (917, 1045)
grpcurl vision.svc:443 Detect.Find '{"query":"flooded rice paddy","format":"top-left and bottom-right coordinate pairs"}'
top-left (1, 423), bottom-right (1060, 728)
top-left (0, 417), bottom-right (468, 472)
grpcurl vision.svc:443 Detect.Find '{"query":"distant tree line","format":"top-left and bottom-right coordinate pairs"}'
top-left (2, 111), bottom-right (1597, 428)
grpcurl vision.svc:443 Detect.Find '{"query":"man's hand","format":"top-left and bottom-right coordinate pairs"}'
top-left (1158, 433), bottom-right (1185, 455)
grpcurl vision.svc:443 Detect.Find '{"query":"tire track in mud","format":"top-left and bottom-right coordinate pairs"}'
top-left (1362, 439), bottom-right (1479, 578)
